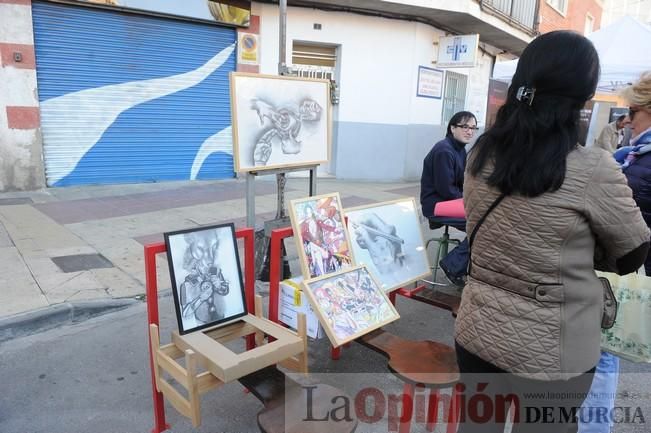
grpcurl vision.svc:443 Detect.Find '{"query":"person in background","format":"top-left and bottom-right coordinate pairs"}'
top-left (621, 71), bottom-right (651, 275)
top-left (580, 82), bottom-right (651, 432)
top-left (455, 31), bottom-right (650, 433)
top-left (619, 114), bottom-right (633, 148)
top-left (595, 114), bottom-right (628, 152)
top-left (420, 111), bottom-right (478, 287)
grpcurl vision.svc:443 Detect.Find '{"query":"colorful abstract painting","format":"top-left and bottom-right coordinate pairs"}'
top-left (303, 266), bottom-right (400, 347)
top-left (289, 193), bottom-right (353, 279)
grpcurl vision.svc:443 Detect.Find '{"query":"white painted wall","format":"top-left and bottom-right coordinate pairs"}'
top-left (257, 3), bottom-right (419, 125)
top-left (407, 22), bottom-right (445, 126)
top-left (0, 4), bottom-right (35, 44)
top-left (256, 4), bottom-right (495, 128)
top-left (0, 3), bottom-right (45, 191)
top-left (254, 3), bottom-right (496, 181)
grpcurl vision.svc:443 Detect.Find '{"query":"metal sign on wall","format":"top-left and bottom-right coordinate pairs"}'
top-left (238, 32), bottom-right (259, 65)
top-left (79, 0), bottom-right (251, 27)
top-left (436, 34), bottom-right (479, 68)
top-left (416, 66), bottom-right (443, 99)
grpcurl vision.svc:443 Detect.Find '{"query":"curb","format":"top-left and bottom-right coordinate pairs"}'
top-left (0, 298), bottom-right (140, 344)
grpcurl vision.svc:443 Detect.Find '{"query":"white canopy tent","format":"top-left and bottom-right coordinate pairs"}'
top-left (492, 16), bottom-right (651, 93)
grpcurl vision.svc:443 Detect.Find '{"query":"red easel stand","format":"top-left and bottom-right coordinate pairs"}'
top-left (267, 226), bottom-right (459, 432)
top-left (144, 227), bottom-right (255, 433)
top-left (268, 227), bottom-right (343, 359)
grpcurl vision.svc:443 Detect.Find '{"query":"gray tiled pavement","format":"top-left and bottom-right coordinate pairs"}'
top-left (0, 177), bottom-right (433, 327)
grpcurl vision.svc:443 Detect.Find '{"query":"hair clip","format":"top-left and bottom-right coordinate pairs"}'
top-left (516, 86), bottom-right (536, 106)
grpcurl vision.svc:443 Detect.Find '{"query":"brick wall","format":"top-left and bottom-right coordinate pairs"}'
top-left (539, 0), bottom-right (603, 34)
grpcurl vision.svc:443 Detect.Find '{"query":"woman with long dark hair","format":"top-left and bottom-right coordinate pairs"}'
top-left (454, 31), bottom-right (650, 432)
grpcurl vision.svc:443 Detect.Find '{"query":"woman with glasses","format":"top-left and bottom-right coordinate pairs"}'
top-left (619, 72), bottom-right (651, 275)
top-left (420, 110), bottom-right (478, 286)
top-left (454, 31), bottom-right (650, 432)
top-left (579, 74), bottom-right (651, 433)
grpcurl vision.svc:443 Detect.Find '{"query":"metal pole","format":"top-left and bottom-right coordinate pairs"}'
top-left (246, 172), bottom-right (255, 228)
top-left (259, 0), bottom-right (291, 281)
top-left (276, 171), bottom-right (287, 218)
top-left (309, 167), bottom-right (316, 196)
top-left (276, 0), bottom-right (288, 218)
top-left (279, 0), bottom-right (287, 75)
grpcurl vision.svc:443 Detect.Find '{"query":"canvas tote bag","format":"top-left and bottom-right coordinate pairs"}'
top-left (599, 271), bottom-right (651, 363)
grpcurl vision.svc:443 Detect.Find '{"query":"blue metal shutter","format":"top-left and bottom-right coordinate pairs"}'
top-left (32, 1), bottom-right (236, 186)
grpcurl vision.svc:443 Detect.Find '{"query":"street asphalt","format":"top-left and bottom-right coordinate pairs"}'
top-left (1, 177), bottom-right (650, 433)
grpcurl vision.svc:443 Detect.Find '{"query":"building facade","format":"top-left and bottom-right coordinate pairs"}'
top-left (0, 0), bottom-right (534, 190)
top-left (538, 0), bottom-right (604, 35)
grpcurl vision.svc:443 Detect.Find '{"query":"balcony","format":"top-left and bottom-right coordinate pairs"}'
top-left (266, 0), bottom-right (535, 54)
top-left (479, 0), bottom-right (539, 34)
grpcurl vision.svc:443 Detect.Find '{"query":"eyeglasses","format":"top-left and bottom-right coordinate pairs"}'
top-left (455, 124), bottom-right (479, 132)
top-left (629, 107), bottom-right (639, 121)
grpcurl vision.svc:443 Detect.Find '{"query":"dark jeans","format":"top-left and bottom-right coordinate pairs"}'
top-left (455, 342), bottom-right (596, 433)
top-left (439, 219), bottom-right (468, 279)
top-left (645, 249), bottom-right (651, 276)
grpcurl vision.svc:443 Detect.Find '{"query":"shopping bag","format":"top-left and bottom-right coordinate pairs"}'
top-left (599, 271), bottom-right (651, 363)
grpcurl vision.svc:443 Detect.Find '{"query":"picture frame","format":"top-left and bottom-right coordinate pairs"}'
top-left (345, 198), bottom-right (431, 292)
top-left (230, 72), bottom-right (331, 172)
top-left (288, 193), bottom-right (354, 279)
top-left (164, 223), bottom-right (247, 335)
top-left (302, 265), bottom-right (400, 347)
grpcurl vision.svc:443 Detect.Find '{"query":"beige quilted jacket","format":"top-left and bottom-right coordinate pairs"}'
top-left (455, 146), bottom-right (650, 380)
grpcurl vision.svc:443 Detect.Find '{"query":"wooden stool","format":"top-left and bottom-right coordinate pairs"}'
top-left (358, 329), bottom-right (460, 433)
top-left (240, 365), bottom-right (358, 433)
top-left (148, 296), bottom-right (309, 429)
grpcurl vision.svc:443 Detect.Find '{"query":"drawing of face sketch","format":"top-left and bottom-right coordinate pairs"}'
top-left (179, 231), bottom-right (230, 324)
top-left (353, 213), bottom-right (405, 274)
top-left (250, 98), bottom-right (322, 166)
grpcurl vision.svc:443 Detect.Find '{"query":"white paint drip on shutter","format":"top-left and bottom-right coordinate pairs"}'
top-left (41, 44), bottom-right (235, 185)
top-left (191, 126), bottom-right (233, 180)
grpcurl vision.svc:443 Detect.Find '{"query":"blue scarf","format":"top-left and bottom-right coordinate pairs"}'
top-left (621, 130), bottom-right (651, 168)
top-left (632, 129), bottom-right (651, 146)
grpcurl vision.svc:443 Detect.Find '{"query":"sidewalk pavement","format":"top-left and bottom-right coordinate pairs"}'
top-left (0, 176), bottom-right (437, 341)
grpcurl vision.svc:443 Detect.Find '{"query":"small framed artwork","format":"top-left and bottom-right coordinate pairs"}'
top-left (289, 193), bottom-right (353, 279)
top-left (345, 198), bottom-right (431, 292)
top-left (230, 72), bottom-right (331, 172)
top-left (302, 265), bottom-right (400, 347)
top-left (164, 223), bottom-right (247, 335)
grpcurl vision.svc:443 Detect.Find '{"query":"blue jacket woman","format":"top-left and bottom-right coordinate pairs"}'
top-left (621, 72), bottom-right (651, 275)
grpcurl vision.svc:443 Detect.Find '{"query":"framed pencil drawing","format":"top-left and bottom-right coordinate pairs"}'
top-left (164, 223), bottom-right (247, 335)
top-left (345, 198), bottom-right (431, 292)
top-left (230, 72), bottom-right (330, 172)
top-left (302, 265), bottom-right (400, 347)
top-left (289, 193), bottom-right (353, 279)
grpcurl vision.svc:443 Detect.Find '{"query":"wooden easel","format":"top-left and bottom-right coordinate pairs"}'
top-left (145, 228), bottom-right (308, 432)
top-left (149, 295), bottom-right (308, 427)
